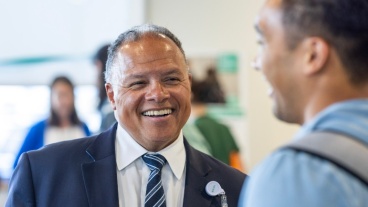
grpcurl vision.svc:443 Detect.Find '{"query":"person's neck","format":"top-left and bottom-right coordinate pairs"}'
top-left (303, 78), bottom-right (368, 125)
top-left (59, 118), bottom-right (72, 128)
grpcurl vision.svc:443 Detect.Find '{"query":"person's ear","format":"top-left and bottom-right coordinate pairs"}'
top-left (105, 83), bottom-right (116, 110)
top-left (188, 72), bottom-right (193, 84)
top-left (301, 37), bottom-right (329, 76)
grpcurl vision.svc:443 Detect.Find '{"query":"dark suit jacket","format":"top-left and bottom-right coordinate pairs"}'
top-left (6, 123), bottom-right (246, 207)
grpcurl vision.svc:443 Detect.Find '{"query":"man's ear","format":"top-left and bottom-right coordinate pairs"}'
top-left (301, 37), bottom-right (329, 76)
top-left (105, 83), bottom-right (116, 110)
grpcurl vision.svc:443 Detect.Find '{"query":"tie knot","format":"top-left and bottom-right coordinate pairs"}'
top-left (142, 153), bottom-right (167, 172)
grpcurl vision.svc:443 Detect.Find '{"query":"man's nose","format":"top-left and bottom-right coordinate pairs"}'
top-left (145, 82), bottom-right (170, 102)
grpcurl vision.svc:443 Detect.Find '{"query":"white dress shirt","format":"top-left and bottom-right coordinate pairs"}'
top-left (115, 125), bottom-right (186, 207)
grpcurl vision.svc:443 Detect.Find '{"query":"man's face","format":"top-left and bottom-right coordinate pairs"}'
top-left (106, 35), bottom-right (192, 151)
top-left (253, 0), bottom-right (304, 124)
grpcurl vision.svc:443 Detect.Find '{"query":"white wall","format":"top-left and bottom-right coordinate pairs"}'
top-left (0, 0), bottom-right (145, 85)
top-left (146, 0), bottom-right (300, 172)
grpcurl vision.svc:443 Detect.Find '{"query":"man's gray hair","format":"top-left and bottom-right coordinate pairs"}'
top-left (104, 24), bottom-right (187, 84)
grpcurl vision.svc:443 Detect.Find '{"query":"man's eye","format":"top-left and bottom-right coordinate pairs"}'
top-left (134, 81), bottom-right (145, 85)
top-left (128, 81), bottom-right (146, 88)
top-left (165, 77), bottom-right (180, 84)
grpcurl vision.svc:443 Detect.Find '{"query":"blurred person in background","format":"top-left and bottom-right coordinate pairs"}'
top-left (12, 75), bottom-right (91, 168)
top-left (186, 67), bottom-right (244, 171)
top-left (182, 119), bottom-right (212, 155)
top-left (93, 44), bottom-right (117, 131)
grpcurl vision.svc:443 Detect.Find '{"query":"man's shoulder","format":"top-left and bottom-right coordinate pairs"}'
top-left (188, 145), bottom-right (246, 178)
top-left (248, 149), bottom-right (342, 189)
top-left (187, 147), bottom-right (246, 206)
top-left (244, 149), bottom-right (368, 206)
top-left (26, 134), bottom-right (98, 161)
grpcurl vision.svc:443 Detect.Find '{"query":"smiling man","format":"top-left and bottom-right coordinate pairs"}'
top-left (6, 24), bottom-right (246, 207)
top-left (238, 0), bottom-right (368, 206)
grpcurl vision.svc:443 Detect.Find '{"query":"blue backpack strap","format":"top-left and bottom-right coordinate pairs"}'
top-left (283, 131), bottom-right (368, 185)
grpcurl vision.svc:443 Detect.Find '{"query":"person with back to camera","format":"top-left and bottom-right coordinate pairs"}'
top-left (238, 0), bottom-right (368, 206)
top-left (93, 44), bottom-right (117, 131)
top-left (187, 67), bottom-right (244, 171)
top-left (6, 24), bottom-right (246, 207)
top-left (12, 75), bottom-right (91, 169)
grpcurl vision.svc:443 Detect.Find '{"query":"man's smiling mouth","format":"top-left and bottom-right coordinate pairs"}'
top-left (142, 109), bottom-right (173, 117)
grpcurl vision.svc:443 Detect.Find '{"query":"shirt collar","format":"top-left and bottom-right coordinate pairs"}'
top-left (295, 99), bottom-right (368, 145)
top-left (115, 124), bottom-right (186, 180)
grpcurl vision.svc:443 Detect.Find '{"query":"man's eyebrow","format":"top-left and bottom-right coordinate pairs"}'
top-left (124, 74), bottom-right (145, 79)
top-left (163, 69), bottom-right (182, 76)
top-left (124, 69), bottom-right (182, 80)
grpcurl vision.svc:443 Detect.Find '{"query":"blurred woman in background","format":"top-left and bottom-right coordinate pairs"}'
top-left (13, 76), bottom-right (91, 168)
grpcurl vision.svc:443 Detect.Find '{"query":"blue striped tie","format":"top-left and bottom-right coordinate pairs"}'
top-left (142, 153), bottom-right (167, 207)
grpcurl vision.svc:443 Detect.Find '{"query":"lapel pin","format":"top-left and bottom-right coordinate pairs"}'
top-left (205, 181), bottom-right (228, 207)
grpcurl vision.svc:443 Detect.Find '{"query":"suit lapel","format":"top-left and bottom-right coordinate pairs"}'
top-left (82, 124), bottom-right (119, 207)
top-left (183, 139), bottom-right (218, 207)
top-left (81, 128), bottom-right (221, 207)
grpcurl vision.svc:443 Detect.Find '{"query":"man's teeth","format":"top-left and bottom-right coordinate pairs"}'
top-left (143, 109), bottom-right (172, 117)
